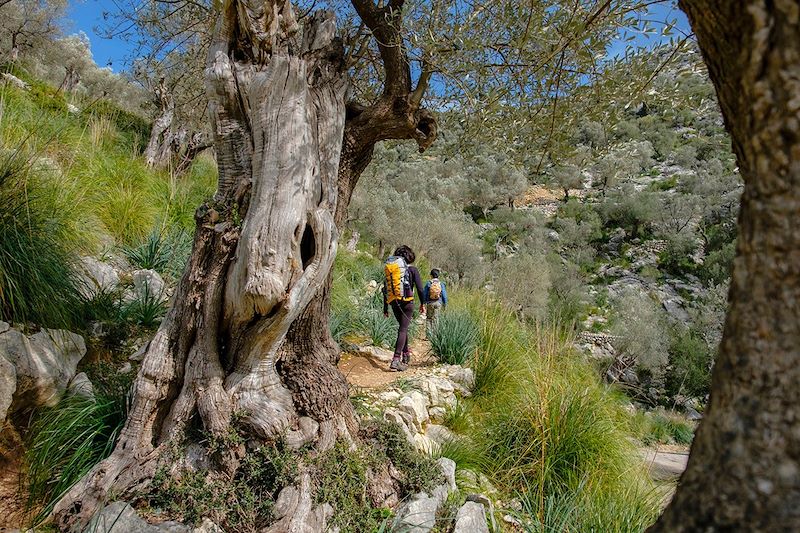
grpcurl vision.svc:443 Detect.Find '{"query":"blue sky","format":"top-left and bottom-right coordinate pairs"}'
top-left (65, 1), bottom-right (691, 73)
top-left (66, 0), bottom-right (137, 70)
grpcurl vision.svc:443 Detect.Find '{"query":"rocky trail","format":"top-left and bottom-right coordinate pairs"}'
top-left (338, 335), bottom-right (436, 389)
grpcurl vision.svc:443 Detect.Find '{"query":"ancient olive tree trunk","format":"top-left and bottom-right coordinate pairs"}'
top-left (651, 2), bottom-right (800, 530)
top-left (52, 2), bottom-right (353, 528)
top-left (53, 0), bottom-right (436, 528)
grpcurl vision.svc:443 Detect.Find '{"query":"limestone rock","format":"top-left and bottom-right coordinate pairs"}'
top-left (398, 390), bottom-right (430, 433)
top-left (394, 493), bottom-right (438, 533)
top-left (2, 73), bottom-right (28, 90)
top-left (418, 376), bottom-right (456, 409)
top-left (384, 408), bottom-right (415, 443)
top-left (437, 457), bottom-right (457, 492)
top-left (442, 365), bottom-right (475, 391)
top-left (2, 327), bottom-right (87, 415)
top-left (0, 352), bottom-right (16, 423)
top-left (77, 257), bottom-right (120, 298)
top-left (413, 433), bottom-right (437, 454)
top-left (132, 269), bottom-right (166, 301)
top-left (453, 501), bottom-right (489, 533)
top-left (68, 372), bottom-right (94, 399)
top-left (428, 406), bottom-right (446, 422)
top-left (155, 521), bottom-right (192, 532)
top-left (356, 344), bottom-right (395, 363)
top-left (426, 424), bottom-right (455, 446)
top-left (83, 501), bottom-right (159, 533)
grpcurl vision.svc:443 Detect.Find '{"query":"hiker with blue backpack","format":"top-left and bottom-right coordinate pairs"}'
top-left (383, 245), bottom-right (425, 372)
top-left (423, 268), bottom-right (448, 333)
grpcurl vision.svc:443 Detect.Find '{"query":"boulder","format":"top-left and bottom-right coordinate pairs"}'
top-left (394, 493), bottom-right (438, 533)
top-left (442, 366), bottom-right (475, 391)
top-left (68, 372), bottom-right (94, 399)
top-left (132, 269), bottom-right (166, 301)
top-left (428, 406), bottom-right (446, 422)
top-left (77, 256), bottom-right (120, 298)
top-left (2, 327), bottom-right (86, 415)
top-left (398, 391), bottom-right (430, 433)
top-left (453, 501), bottom-right (489, 533)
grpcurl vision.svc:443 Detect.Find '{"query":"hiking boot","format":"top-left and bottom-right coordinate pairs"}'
top-left (401, 352), bottom-right (411, 364)
top-left (390, 359), bottom-right (407, 372)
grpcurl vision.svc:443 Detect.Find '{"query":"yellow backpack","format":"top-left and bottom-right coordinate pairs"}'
top-left (385, 256), bottom-right (413, 303)
top-left (429, 279), bottom-right (442, 301)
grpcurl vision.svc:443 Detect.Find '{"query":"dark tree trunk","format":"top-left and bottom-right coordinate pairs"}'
top-left (651, 2), bottom-right (800, 530)
top-left (53, 0), bottom-right (436, 529)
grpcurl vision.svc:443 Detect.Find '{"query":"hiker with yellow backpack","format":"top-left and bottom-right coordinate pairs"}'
top-left (383, 245), bottom-right (425, 372)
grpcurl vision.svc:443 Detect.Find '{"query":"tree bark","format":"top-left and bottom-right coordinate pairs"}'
top-left (52, 0), bottom-right (436, 529)
top-left (650, 2), bottom-right (800, 530)
top-left (144, 78), bottom-right (176, 167)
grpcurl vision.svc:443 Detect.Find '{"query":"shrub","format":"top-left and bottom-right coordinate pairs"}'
top-left (635, 411), bottom-right (695, 446)
top-left (25, 394), bottom-right (127, 524)
top-left (147, 441), bottom-right (297, 530)
top-left (313, 421), bottom-right (441, 532)
top-left (610, 288), bottom-right (670, 386)
top-left (429, 309), bottom-right (479, 365)
top-left (0, 149), bottom-right (84, 328)
top-left (666, 327), bottom-right (713, 398)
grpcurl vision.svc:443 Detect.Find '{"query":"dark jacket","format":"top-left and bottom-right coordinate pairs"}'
top-left (383, 265), bottom-right (424, 314)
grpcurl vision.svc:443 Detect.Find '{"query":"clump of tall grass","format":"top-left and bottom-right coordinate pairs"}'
top-left (440, 297), bottom-right (661, 530)
top-left (0, 149), bottom-right (84, 328)
top-left (25, 393), bottom-right (127, 524)
top-left (632, 410), bottom-right (695, 446)
top-left (356, 307), bottom-right (396, 348)
top-left (428, 309), bottom-right (479, 365)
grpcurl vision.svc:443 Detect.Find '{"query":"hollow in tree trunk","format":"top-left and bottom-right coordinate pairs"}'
top-left (650, 1), bottom-right (800, 530)
top-left (52, 0), bottom-right (437, 529)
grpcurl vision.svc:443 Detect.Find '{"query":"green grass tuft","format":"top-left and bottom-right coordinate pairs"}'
top-left (24, 393), bottom-right (127, 524)
top-left (428, 309), bottom-right (479, 365)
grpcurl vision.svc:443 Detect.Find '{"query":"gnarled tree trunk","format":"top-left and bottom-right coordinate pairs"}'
top-left (143, 78), bottom-right (176, 167)
top-left (651, 1), bottom-right (800, 530)
top-left (53, 0), bottom-right (436, 529)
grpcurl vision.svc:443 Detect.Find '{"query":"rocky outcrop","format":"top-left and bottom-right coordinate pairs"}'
top-left (0, 324), bottom-right (87, 421)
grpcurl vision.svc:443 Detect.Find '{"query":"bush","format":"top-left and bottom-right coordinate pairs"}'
top-left (0, 150), bottom-right (84, 328)
top-left (147, 441), bottom-right (297, 530)
top-left (25, 394), bottom-right (127, 524)
top-left (634, 411), bottom-right (695, 446)
top-left (666, 327), bottom-right (713, 398)
top-left (429, 309), bottom-right (479, 365)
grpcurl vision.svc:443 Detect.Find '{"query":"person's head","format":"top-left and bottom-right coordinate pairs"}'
top-left (393, 245), bottom-right (416, 264)
top-left (430, 268), bottom-right (440, 279)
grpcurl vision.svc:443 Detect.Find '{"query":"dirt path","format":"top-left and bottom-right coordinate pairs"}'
top-left (339, 335), bottom-right (437, 389)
